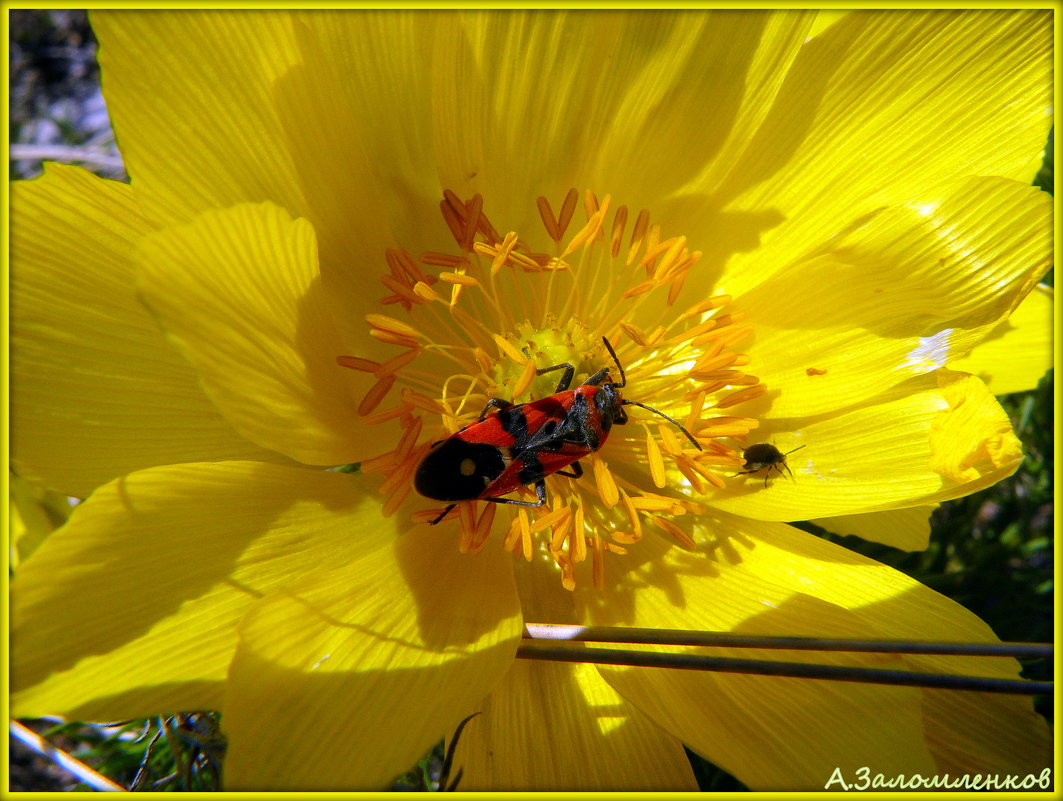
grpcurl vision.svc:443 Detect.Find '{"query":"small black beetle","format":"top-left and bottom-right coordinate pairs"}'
top-left (734, 443), bottom-right (805, 487)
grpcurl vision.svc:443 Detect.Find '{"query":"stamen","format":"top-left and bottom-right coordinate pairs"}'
top-left (536, 196), bottom-right (562, 243)
top-left (362, 404), bottom-right (412, 426)
top-left (591, 454), bottom-right (620, 508)
top-left (440, 271), bottom-right (480, 287)
top-left (610, 205), bottom-right (629, 258)
top-left (693, 352), bottom-right (739, 373)
top-left (679, 294), bottom-right (731, 320)
top-left (510, 357), bottom-right (539, 399)
top-left (466, 503), bottom-right (496, 555)
top-left (336, 355), bottom-right (380, 372)
top-left (401, 388), bottom-right (445, 416)
top-left (561, 194), bottom-right (611, 257)
top-left (413, 281), bottom-right (444, 303)
top-left (618, 489), bottom-right (642, 539)
top-left (629, 496), bottom-right (680, 512)
top-left (370, 330), bottom-right (419, 348)
top-left (549, 507), bottom-right (574, 552)
top-left (457, 503), bottom-right (478, 553)
top-left (530, 505), bottom-right (569, 534)
top-left (716, 385), bottom-right (768, 408)
top-left (492, 334), bottom-right (528, 366)
top-left (359, 374), bottom-right (396, 416)
top-left (557, 188), bottom-right (579, 239)
top-left (366, 313), bottom-right (425, 341)
top-left (652, 516), bottom-right (697, 550)
top-left (520, 510), bottom-right (533, 561)
top-left (572, 504), bottom-right (587, 563)
top-left (592, 536), bottom-right (605, 590)
top-left (618, 321), bottom-right (649, 346)
top-left (378, 349), bottom-right (421, 377)
top-left (696, 416), bottom-right (760, 438)
top-left (381, 274), bottom-right (424, 307)
top-left (421, 251), bottom-right (467, 267)
top-left (502, 515), bottom-right (522, 554)
top-left (646, 431), bottom-right (666, 488)
top-left (461, 195), bottom-right (484, 252)
top-left (626, 208), bottom-right (651, 267)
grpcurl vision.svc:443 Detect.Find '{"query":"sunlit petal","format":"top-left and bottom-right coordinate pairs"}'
top-left (574, 515), bottom-right (1050, 788)
top-left (11, 163), bottom-right (280, 497)
top-left (811, 506), bottom-right (937, 552)
top-left (135, 202), bottom-right (391, 464)
top-left (949, 284), bottom-right (1053, 395)
top-left (11, 462), bottom-right (382, 721)
top-left (457, 659), bottom-right (697, 790)
top-left (223, 525), bottom-right (521, 790)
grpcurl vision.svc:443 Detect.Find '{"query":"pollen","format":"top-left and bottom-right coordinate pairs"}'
top-left (348, 189), bottom-right (774, 590)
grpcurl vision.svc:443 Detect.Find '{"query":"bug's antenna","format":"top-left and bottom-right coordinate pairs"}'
top-left (601, 336), bottom-right (626, 387)
top-left (623, 399), bottom-right (703, 450)
top-left (603, 336), bottom-right (701, 450)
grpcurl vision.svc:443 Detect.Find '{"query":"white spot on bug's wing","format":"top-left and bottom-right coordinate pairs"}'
top-left (903, 329), bottom-right (953, 372)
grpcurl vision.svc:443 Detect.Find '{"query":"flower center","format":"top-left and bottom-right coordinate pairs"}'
top-left (340, 190), bottom-right (764, 590)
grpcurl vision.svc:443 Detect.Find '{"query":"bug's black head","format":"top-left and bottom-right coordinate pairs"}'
top-left (593, 382), bottom-right (626, 433)
top-left (414, 437), bottom-right (508, 502)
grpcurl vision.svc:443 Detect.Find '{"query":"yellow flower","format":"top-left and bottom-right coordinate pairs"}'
top-left (10, 9), bottom-right (1052, 790)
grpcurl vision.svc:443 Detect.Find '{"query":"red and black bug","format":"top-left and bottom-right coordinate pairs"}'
top-left (414, 337), bottom-right (702, 524)
top-left (733, 443), bottom-right (805, 487)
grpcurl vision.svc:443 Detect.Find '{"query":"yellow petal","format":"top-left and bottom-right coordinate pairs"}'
top-left (135, 202), bottom-right (394, 464)
top-left (457, 660), bottom-right (696, 790)
top-left (734, 178), bottom-right (1051, 418)
top-left (9, 473), bottom-right (72, 568)
top-left (11, 462), bottom-right (384, 721)
top-left (90, 11), bottom-right (307, 227)
top-left (574, 515), bottom-right (1050, 787)
top-left (222, 525), bottom-right (521, 790)
top-left (591, 11), bottom-right (815, 210)
top-left (949, 284), bottom-right (1054, 395)
top-left (93, 11), bottom-right (409, 350)
top-left (711, 371), bottom-right (1022, 522)
top-left (715, 10), bottom-right (1051, 296)
top-left (811, 505), bottom-right (937, 552)
top-left (11, 163), bottom-right (280, 498)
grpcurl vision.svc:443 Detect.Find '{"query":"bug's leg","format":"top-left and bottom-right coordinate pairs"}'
top-left (584, 367), bottom-right (611, 386)
top-left (535, 362), bottom-right (575, 392)
top-left (555, 461), bottom-right (584, 479)
top-left (484, 480), bottom-right (549, 508)
top-left (429, 504), bottom-right (457, 525)
top-left (478, 398), bottom-right (513, 421)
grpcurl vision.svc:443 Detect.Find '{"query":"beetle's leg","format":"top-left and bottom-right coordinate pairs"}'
top-left (428, 504), bottom-right (457, 525)
top-left (555, 461), bottom-right (584, 479)
top-left (484, 480), bottom-right (548, 508)
top-left (536, 362), bottom-right (575, 393)
top-left (477, 398), bottom-right (513, 421)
